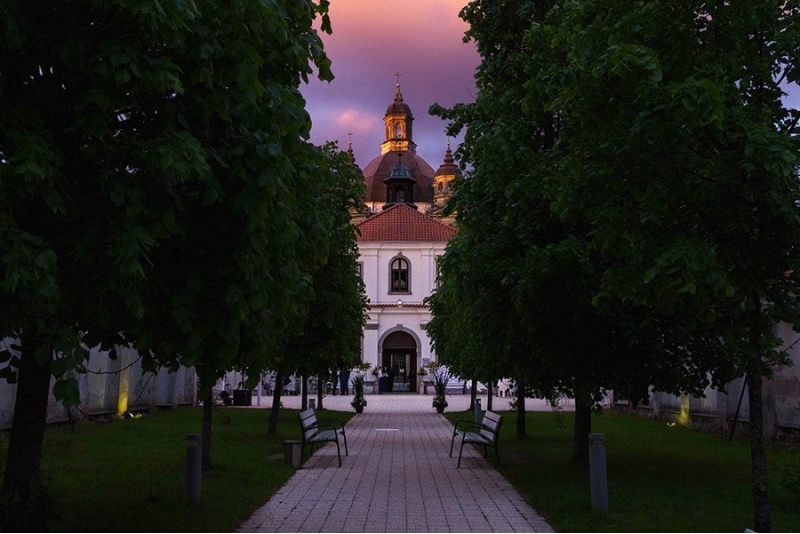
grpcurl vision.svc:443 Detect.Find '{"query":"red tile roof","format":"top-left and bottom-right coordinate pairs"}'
top-left (356, 203), bottom-right (456, 242)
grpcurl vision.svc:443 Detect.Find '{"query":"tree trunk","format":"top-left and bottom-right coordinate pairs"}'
top-left (267, 370), bottom-right (283, 435)
top-left (573, 399), bottom-right (592, 467)
top-left (201, 391), bottom-right (213, 469)
top-left (515, 383), bottom-right (526, 438)
top-left (487, 379), bottom-right (494, 411)
top-left (1, 334), bottom-right (52, 503)
top-left (317, 375), bottom-right (324, 410)
top-left (469, 378), bottom-right (477, 411)
top-left (300, 375), bottom-right (308, 411)
top-left (747, 364), bottom-right (771, 532)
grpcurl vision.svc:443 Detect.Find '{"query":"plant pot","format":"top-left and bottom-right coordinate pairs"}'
top-left (355, 405), bottom-right (364, 414)
top-left (435, 406), bottom-right (445, 414)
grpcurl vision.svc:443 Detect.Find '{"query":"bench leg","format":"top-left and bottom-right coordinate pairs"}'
top-left (335, 438), bottom-right (342, 467)
top-left (340, 429), bottom-right (348, 456)
top-left (449, 429), bottom-right (459, 458)
top-left (458, 440), bottom-right (467, 468)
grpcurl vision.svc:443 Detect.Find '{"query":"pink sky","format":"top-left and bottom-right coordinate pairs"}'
top-left (300, 0), bottom-right (479, 169)
top-left (301, 2), bottom-right (800, 169)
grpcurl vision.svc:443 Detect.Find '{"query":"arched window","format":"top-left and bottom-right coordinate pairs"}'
top-left (390, 256), bottom-right (410, 293)
top-left (395, 122), bottom-right (403, 138)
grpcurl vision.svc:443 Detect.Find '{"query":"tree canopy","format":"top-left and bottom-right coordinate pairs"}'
top-left (431, 1), bottom-right (800, 528)
top-left (0, 0), bottom-right (335, 523)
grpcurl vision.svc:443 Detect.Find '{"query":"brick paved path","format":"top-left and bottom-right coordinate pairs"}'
top-left (238, 395), bottom-right (554, 533)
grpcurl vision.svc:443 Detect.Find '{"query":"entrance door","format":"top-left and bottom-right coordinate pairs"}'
top-left (382, 351), bottom-right (412, 392)
top-left (381, 331), bottom-right (417, 393)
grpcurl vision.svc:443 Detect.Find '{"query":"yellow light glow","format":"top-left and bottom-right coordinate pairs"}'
top-left (677, 393), bottom-right (691, 426)
top-left (117, 378), bottom-right (129, 416)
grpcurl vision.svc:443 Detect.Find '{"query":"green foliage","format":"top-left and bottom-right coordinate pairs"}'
top-left (273, 143), bottom-right (368, 382)
top-left (350, 372), bottom-right (367, 409)
top-left (0, 0), bottom-right (336, 503)
top-left (434, 2), bottom-right (800, 523)
top-left (429, 364), bottom-right (450, 409)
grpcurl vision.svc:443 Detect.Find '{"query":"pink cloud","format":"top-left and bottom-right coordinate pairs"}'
top-left (334, 108), bottom-right (378, 135)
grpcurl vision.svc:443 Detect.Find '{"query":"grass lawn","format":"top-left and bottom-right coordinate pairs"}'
top-left (5, 404), bottom-right (799, 532)
top-left (449, 409), bottom-right (800, 532)
top-left (1, 406), bottom-right (350, 532)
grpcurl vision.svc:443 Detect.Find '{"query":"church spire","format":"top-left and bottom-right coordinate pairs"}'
top-left (347, 132), bottom-right (356, 164)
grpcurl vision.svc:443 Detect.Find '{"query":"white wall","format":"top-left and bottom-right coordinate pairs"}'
top-left (358, 241), bottom-right (445, 390)
top-left (0, 337), bottom-right (196, 429)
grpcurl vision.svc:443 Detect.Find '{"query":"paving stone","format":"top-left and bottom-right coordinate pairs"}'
top-left (236, 395), bottom-right (555, 533)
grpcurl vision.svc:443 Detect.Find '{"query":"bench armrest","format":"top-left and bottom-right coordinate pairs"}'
top-left (460, 422), bottom-right (495, 437)
top-left (316, 418), bottom-right (346, 430)
top-left (308, 422), bottom-right (338, 434)
top-left (452, 419), bottom-right (476, 432)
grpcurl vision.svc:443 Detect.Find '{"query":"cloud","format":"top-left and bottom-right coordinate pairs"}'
top-left (334, 108), bottom-right (378, 134)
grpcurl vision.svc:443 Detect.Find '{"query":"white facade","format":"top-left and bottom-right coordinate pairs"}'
top-left (358, 240), bottom-right (446, 392)
top-left (352, 84), bottom-right (458, 394)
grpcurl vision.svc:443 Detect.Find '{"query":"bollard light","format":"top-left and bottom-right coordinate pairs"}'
top-left (185, 434), bottom-right (202, 504)
top-left (589, 433), bottom-right (609, 513)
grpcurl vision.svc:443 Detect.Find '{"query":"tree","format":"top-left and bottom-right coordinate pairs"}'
top-left (429, 0), bottom-right (658, 451)
top-left (430, 0), bottom-right (749, 467)
top-left (266, 145), bottom-right (368, 433)
top-left (0, 0), bottom-right (334, 521)
top-left (537, 1), bottom-right (800, 529)
top-left (428, 0), bottom-right (566, 439)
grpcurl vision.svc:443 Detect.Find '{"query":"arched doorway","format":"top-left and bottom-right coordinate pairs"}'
top-left (381, 330), bottom-right (417, 393)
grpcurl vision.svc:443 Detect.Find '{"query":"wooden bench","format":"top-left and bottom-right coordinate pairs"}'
top-left (449, 411), bottom-right (502, 468)
top-left (298, 408), bottom-right (348, 467)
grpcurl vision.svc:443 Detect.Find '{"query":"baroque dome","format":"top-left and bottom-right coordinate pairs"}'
top-left (362, 151), bottom-right (435, 204)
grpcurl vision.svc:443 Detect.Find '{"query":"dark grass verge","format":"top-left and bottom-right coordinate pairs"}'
top-left (447, 408), bottom-right (800, 532)
top-left (1, 406), bottom-right (351, 532)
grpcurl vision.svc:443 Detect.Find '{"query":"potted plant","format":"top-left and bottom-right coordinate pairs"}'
top-left (429, 364), bottom-right (450, 414)
top-left (350, 371), bottom-right (367, 414)
top-left (417, 367), bottom-right (428, 394)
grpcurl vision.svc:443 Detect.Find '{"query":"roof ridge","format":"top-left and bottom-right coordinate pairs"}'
top-left (355, 203), bottom-right (455, 242)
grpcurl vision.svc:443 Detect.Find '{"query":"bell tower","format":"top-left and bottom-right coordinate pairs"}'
top-left (433, 142), bottom-right (459, 208)
top-left (380, 79), bottom-right (417, 155)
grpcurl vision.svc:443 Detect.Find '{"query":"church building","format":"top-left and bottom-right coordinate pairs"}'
top-left (351, 83), bottom-right (460, 393)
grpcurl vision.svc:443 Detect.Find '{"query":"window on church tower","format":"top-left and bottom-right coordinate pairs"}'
top-left (390, 257), bottom-right (410, 294)
top-left (395, 123), bottom-right (403, 138)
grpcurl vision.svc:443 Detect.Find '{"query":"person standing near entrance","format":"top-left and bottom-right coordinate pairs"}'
top-left (378, 367), bottom-right (384, 394)
top-left (339, 367), bottom-right (350, 395)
